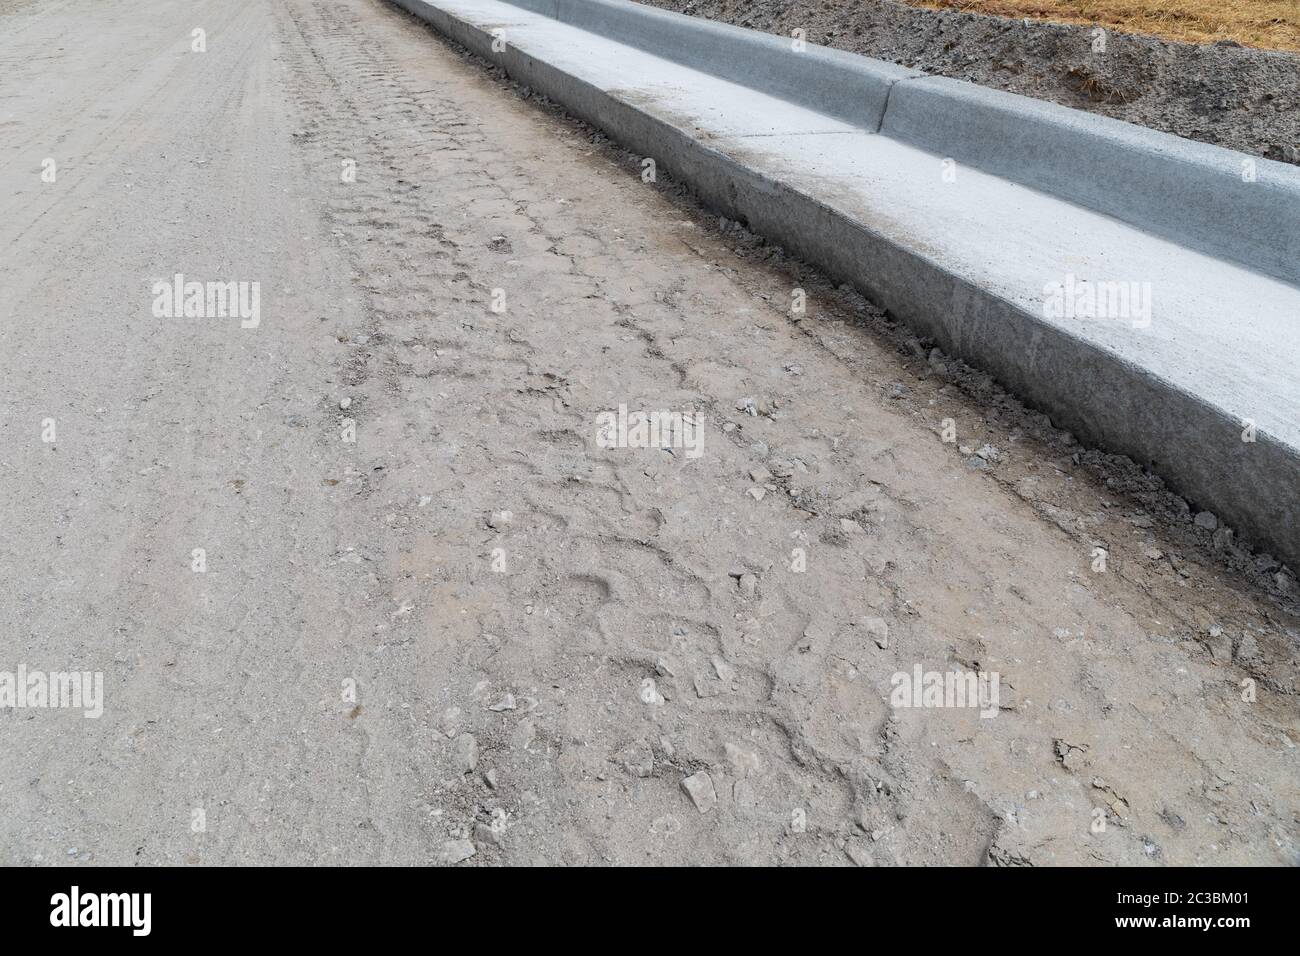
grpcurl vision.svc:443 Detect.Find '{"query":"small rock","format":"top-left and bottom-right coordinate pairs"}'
top-left (733, 778), bottom-right (759, 810)
top-left (641, 677), bottom-right (665, 705)
top-left (681, 771), bottom-right (717, 813)
top-left (1194, 511), bottom-right (1218, 531)
top-left (693, 675), bottom-right (724, 699)
top-left (1255, 553), bottom-right (1280, 574)
top-left (339, 396), bottom-right (352, 410)
top-left (487, 510), bottom-right (513, 529)
top-left (845, 842), bottom-right (873, 866)
top-left (1212, 526), bottom-right (1235, 552)
top-left (619, 741), bottom-right (654, 778)
top-left (1054, 738), bottom-right (1087, 772)
top-left (649, 814), bottom-right (680, 835)
top-left (746, 487), bottom-right (765, 501)
top-left (511, 718), bottom-right (536, 751)
top-left (1234, 633), bottom-right (1263, 667)
top-left (437, 706), bottom-right (462, 739)
top-left (488, 693), bottom-right (517, 712)
top-left (737, 573), bottom-right (758, 599)
top-left (768, 459), bottom-right (795, 479)
top-left (1013, 477), bottom-right (1039, 502)
top-left (724, 742), bottom-right (762, 777)
top-left (860, 616), bottom-right (889, 649)
top-left (711, 655), bottom-right (737, 683)
top-left (452, 733), bottom-right (478, 774)
top-left (483, 769), bottom-right (499, 789)
top-left (749, 465), bottom-right (772, 483)
top-left (435, 838), bottom-right (476, 864)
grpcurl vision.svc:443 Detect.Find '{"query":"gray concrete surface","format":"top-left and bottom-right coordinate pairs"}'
top-left (393, 0), bottom-right (1300, 568)
top-left (882, 76), bottom-right (1300, 287)
top-left (515, 0), bottom-right (921, 131)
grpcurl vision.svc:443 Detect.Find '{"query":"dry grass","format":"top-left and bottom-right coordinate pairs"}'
top-left (905, 0), bottom-right (1300, 52)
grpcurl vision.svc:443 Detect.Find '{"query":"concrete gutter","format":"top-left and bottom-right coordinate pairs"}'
top-left (389, 0), bottom-right (1300, 567)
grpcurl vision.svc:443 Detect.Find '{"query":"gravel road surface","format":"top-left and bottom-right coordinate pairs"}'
top-left (1, 0), bottom-right (1296, 866)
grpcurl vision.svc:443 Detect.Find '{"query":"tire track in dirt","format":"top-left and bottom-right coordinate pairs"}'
top-left (270, 0), bottom-right (1300, 865)
top-left (273, 0), bottom-right (875, 863)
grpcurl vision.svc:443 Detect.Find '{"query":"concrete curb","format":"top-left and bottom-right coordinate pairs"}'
top-left (504, 0), bottom-right (920, 132)
top-left (882, 77), bottom-right (1300, 287)
top-left (433, 0), bottom-right (1300, 287)
top-left (389, 0), bottom-right (1300, 568)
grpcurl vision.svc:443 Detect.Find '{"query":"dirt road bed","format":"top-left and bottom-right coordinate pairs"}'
top-left (1, 0), bottom-right (1296, 865)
